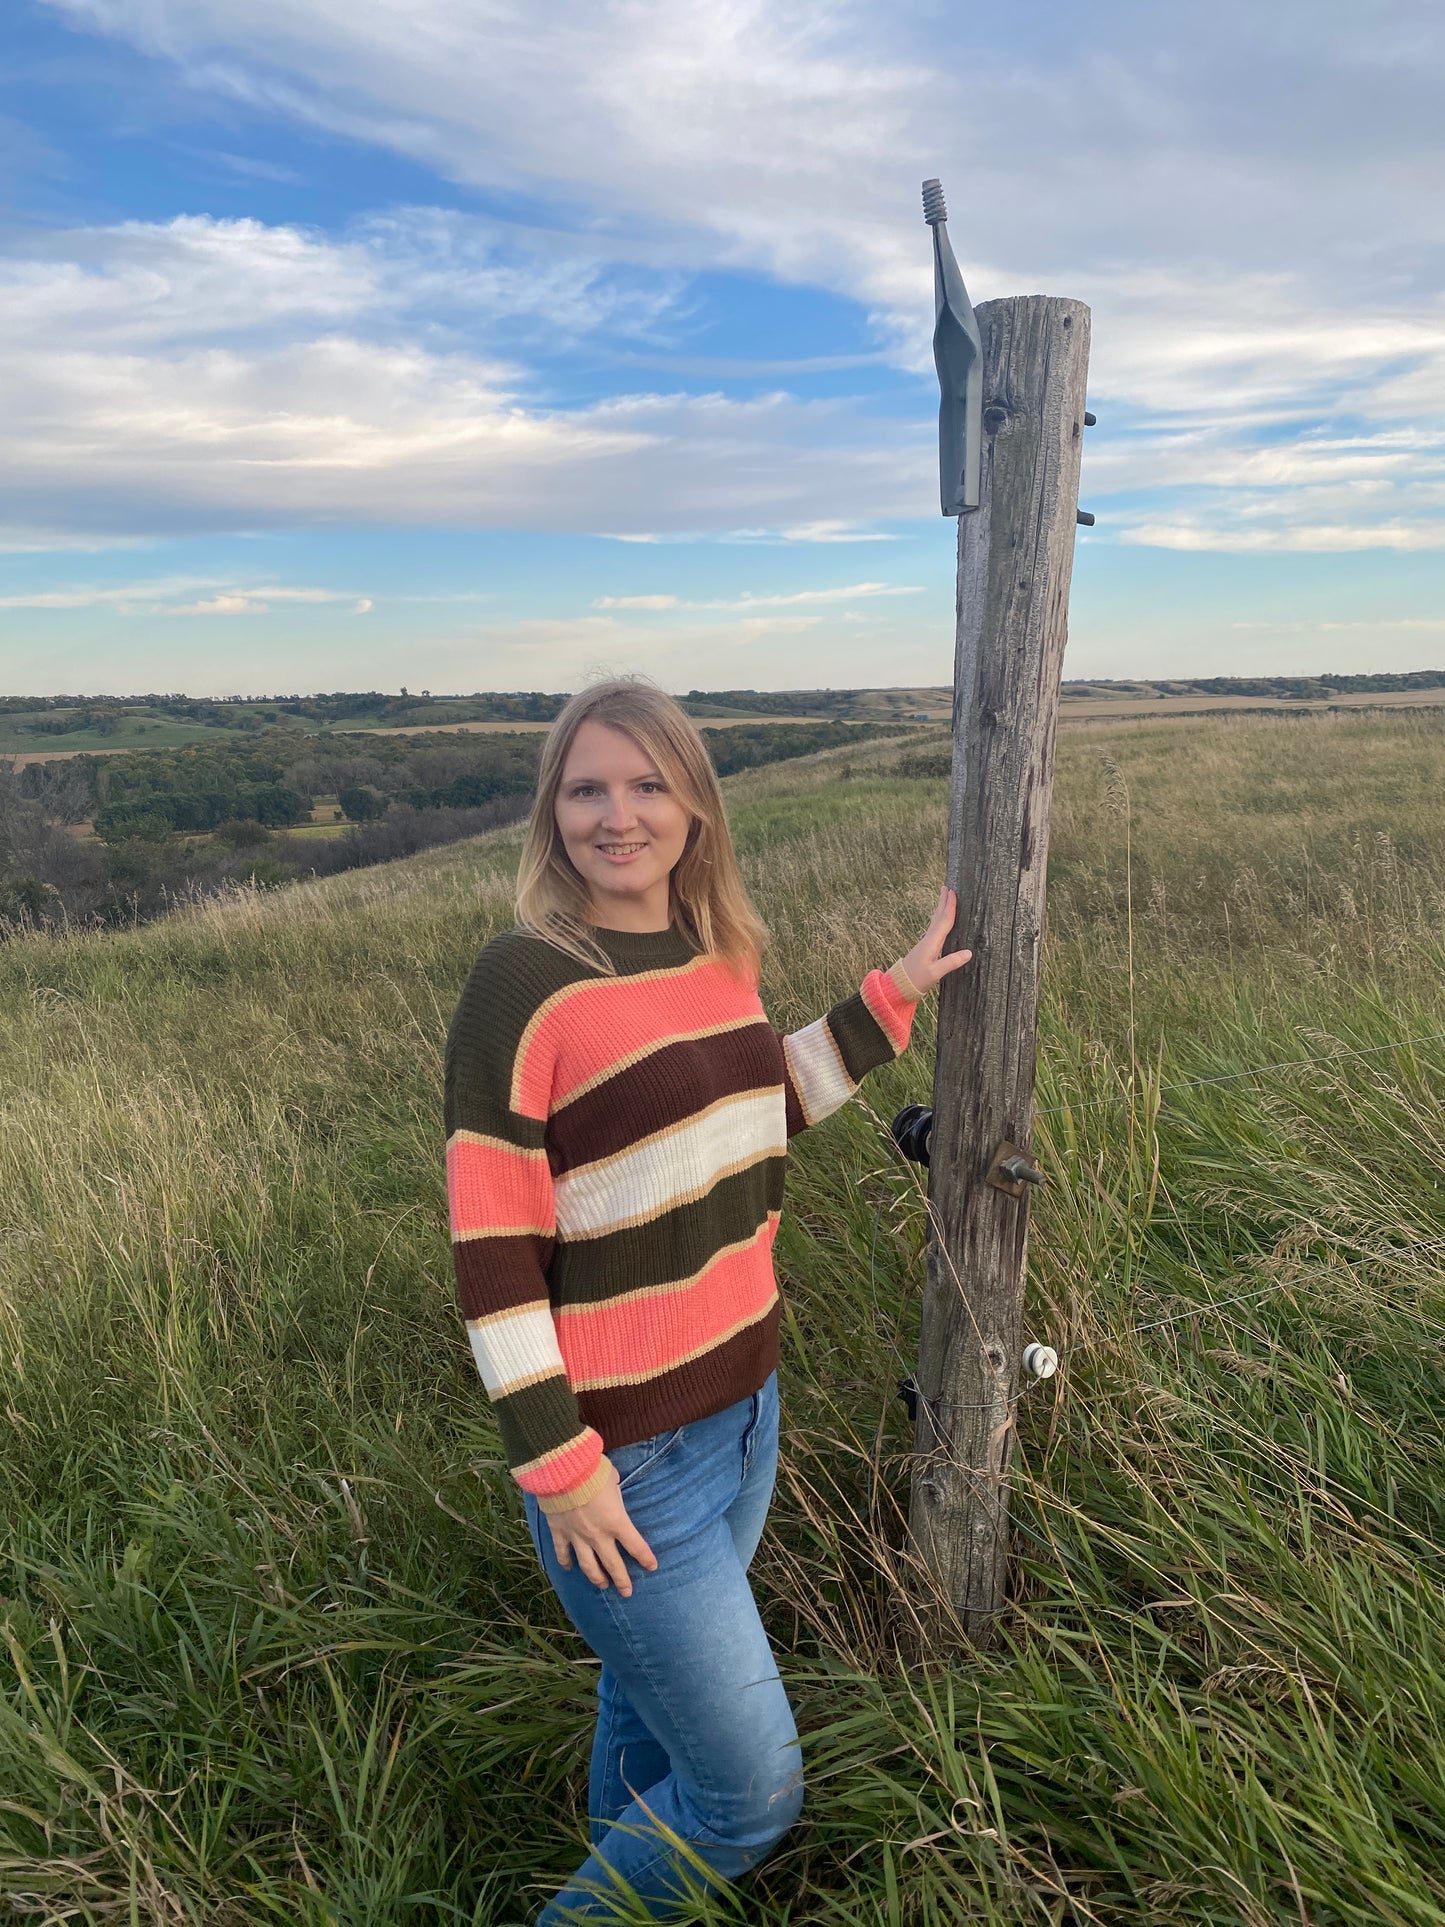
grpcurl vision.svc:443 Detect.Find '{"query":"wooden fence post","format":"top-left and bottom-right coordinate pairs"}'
top-left (908, 295), bottom-right (1091, 1642)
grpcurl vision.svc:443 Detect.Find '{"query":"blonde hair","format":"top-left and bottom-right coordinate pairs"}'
top-left (515, 678), bottom-right (767, 981)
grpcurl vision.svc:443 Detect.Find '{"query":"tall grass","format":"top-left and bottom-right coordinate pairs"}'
top-left (2, 710), bottom-right (1444, 1923)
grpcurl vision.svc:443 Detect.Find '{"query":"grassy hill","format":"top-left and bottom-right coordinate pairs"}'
top-left (3, 712), bottom-right (1444, 1923)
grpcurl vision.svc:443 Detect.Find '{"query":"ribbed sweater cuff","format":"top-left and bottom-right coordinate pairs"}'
top-left (534, 1456), bottom-right (614, 1516)
top-left (886, 959), bottom-right (924, 1004)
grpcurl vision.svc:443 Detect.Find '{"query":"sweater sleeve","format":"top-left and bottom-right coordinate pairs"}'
top-left (444, 940), bottom-right (610, 1515)
top-left (780, 961), bottom-right (919, 1136)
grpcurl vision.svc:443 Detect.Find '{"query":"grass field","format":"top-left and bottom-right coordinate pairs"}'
top-left (3, 708), bottom-right (1444, 1924)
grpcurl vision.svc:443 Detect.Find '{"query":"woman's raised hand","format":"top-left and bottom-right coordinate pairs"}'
top-left (546, 1460), bottom-right (658, 1597)
top-left (892, 885), bottom-right (973, 1000)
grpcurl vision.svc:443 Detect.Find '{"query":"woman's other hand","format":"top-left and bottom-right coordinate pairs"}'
top-left (892, 885), bottom-right (973, 1000)
top-left (546, 1461), bottom-right (658, 1596)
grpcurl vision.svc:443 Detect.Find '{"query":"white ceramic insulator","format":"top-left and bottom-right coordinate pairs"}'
top-left (1022, 1343), bottom-right (1059, 1380)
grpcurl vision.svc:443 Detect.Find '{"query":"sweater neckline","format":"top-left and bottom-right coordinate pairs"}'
top-left (591, 922), bottom-right (698, 972)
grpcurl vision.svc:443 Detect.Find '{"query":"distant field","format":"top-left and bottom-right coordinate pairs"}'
top-left (1059, 683), bottom-right (1445, 722)
top-left (353, 710), bottom-right (878, 737)
top-left (17, 683), bottom-right (1445, 766)
top-left (3, 706), bottom-right (1443, 1923)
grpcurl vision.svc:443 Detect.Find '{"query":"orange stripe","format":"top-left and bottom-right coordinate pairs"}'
top-left (512, 958), bottom-right (764, 1116)
top-left (860, 967), bottom-right (914, 1054)
top-left (447, 1133), bottom-right (554, 1238)
top-left (557, 1218), bottom-right (779, 1389)
top-left (513, 1426), bottom-right (605, 1498)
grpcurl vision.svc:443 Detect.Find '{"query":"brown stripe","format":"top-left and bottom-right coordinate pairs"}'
top-left (575, 1300), bottom-right (782, 1450)
top-left (546, 1019), bottom-right (785, 1175)
top-left (452, 1233), bottom-right (555, 1322)
top-left (552, 1013), bottom-right (768, 1113)
top-left (549, 1159), bottom-right (785, 1305)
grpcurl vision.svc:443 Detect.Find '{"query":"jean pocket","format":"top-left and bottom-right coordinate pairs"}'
top-left (611, 1427), bottom-right (683, 1492)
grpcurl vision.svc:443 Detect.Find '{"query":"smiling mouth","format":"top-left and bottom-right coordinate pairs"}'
top-left (597, 842), bottom-right (648, 856)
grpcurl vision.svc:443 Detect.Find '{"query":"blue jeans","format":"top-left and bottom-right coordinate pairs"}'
top-left (523, 1371), bottom-right (802, 1922)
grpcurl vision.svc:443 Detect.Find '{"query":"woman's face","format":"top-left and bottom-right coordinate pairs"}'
top-left (554, 720), bottom-right (694, 924)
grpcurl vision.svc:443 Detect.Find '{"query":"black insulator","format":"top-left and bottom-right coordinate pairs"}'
top-left (891, 1102), bottom-right (933, 1168)
top-left (1083, 410), bottom-right (1097, 426)
top-left (897, 1375), bottom-right (920, 1421)
top-left (1076, 509), bottom-right (1096, 526)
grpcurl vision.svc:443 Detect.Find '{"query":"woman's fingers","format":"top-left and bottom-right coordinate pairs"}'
top-left (619, 1518), bottom-right (658, 1572)
top-left (598, 1539), bottom-right (636, 1596)
top-left (572, 1538), bottom-right (611, 1590)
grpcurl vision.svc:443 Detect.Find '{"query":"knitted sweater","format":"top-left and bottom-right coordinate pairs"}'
top-left (443, 922), bottom-right (918, 1513)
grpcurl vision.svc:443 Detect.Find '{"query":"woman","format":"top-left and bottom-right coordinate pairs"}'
top-left (443, 679), bottom-right (970, 1922)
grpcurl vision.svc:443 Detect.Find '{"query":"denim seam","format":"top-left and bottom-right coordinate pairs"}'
top-left (615, 1426), bottom-right (683, 1493)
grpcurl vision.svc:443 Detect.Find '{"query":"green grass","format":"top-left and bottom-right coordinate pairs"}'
top-left (2, 710), bottom-right (1444, 1923)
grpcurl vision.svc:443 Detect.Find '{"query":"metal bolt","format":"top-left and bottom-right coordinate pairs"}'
top-left (998, 1153), bottom-right (1045, 1186)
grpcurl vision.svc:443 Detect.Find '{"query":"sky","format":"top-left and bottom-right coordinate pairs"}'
top-left (1, 0), bottom-right (1443, 697)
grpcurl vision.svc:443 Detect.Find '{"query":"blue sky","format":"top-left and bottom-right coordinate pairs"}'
top-left (1, 0), bottom-right (1443, 696)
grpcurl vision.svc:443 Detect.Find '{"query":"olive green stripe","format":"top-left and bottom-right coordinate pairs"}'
top-left (825, 992), bottom-right (896, 1084)
top-left (494, 1373), bottom-right (589, 1471)
top-left (550, 1159), bottom-right (785, 1305)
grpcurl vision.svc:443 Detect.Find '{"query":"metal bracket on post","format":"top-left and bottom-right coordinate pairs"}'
top-left (984, 1140), bottom-right (1046, 1197)
top-left (923, 178), bottom-right (982, 516)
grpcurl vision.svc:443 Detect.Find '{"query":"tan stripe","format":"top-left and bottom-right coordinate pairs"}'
top-left (453, 1222), bottom-right (553, 1244)
top-left (513, 1427), bottom-right (595, 1478)
top-left (555, 1213), bottom-right (780, 1317)
top-left (465, 1295), bottom-right (553, 1330)
top-left (569, 1290), bottom-right (780, 1393)
top-left (550, 1013), bottom-right (768, 1112)
top-left (447, 1127), bottom-right (548, 1160)
top-left (509, 953), bottom-right (715, 1115)
top-left (487, 1360), bottom-right (568, 1399)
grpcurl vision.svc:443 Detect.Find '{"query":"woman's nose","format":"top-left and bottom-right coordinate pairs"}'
top-left (600, 789), bottom-right (638, 829)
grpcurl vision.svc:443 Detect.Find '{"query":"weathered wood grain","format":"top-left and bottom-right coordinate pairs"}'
top-left (909, 296), bottom-right (1091, 1641)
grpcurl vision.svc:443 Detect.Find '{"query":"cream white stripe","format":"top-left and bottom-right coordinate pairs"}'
top-left (554, 1089), bottom-right (786, 1240)
top-left (783, 1018), bottom-right (856, 1125)
top-left (466, 1302), bottom-right (564, 1397)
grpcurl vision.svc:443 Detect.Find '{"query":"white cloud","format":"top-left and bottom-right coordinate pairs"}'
top-left (14, 1), bottom-right (1445, 556)
top-left (1118, 520), bottom-right (1445, 553)
top-left (593, 594), bottom-right (679, 609)
top-left (592, 581), bottom-right (921, 612)
top-left (169, 593), bottom-right (268, 614)
top-left (0, 575), bottom-right (371, 611)
top-left (0, 222), bottom-right (932, 545)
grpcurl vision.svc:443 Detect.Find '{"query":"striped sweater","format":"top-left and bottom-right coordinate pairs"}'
top-left (443, 921), bottom-right (917, 1512)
